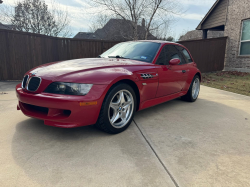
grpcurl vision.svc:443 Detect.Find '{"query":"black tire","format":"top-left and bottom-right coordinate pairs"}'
top-left (95, 83), bottom-right (137, 134)
top-left (181, 75), bottom-right (200, 102)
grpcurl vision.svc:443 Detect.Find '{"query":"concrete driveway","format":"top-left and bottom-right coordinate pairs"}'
top-left (0, 82), bottom-right (250, 187)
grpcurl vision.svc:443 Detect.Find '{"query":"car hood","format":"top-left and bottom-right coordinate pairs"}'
top-left (29, 58), bottom-right (151, 80)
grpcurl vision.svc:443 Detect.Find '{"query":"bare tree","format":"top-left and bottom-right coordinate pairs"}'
top-left (0, 3), bottom-right (15, 24)
top-left (165, 36), bottom-right (174, 41)
top-left (89, 14), bottom-right (110, 33)
top-left (178, 29), bottom-right (192, 41)
top-left (88, 0), bottom-right (182, 40)
top-left (0, 0), bottom-right (71, 37)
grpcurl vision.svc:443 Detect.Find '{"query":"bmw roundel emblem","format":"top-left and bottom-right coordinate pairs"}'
top-left (31, 72), bottom-right (37, 76)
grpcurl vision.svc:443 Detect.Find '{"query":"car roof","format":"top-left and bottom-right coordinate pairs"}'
top-left (132, 40), bottom-right (182, 45)
top-left (137, 40), bottom-right (173, 43)
top-left (118, 40), bottom-right (185, 49)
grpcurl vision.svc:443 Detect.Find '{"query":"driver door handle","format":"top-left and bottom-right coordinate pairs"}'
top-left (182, 70), bottom-right (186, 73)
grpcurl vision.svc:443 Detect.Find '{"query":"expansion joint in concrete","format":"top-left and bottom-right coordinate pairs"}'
top-left (133, 119), bottom-right (180, 187)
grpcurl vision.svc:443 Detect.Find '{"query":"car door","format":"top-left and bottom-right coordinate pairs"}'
top-left (175, 45), bottom-right (194, 91)
top-left (155, 44), bottom-right (189, 98)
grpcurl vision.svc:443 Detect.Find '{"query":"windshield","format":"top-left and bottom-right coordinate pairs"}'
top-left (100, 42), bottom-right (161, 63)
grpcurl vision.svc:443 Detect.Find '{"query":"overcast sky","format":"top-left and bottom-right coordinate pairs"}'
top-left (3, 0), bottom-right (216, 39)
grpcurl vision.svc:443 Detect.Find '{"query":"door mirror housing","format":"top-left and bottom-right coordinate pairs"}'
top-left (169, 58), bottom-right (181, 65)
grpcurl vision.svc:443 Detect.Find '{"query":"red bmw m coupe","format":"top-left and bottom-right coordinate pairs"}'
top-left (16, 41), bottom-right (201, 134)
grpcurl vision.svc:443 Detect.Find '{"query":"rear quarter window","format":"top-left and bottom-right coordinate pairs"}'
top-left (175, 46), bottom-right (193, 63)
top-left (182, 49), bottom-right (193, 63)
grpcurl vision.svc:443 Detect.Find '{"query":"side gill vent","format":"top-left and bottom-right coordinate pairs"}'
top-left (141, 74), bottom-right (154, 79)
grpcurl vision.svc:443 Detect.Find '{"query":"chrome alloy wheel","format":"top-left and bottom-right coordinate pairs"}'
top-left (108, 90), bottom-right (134, 128)
top-left (192, 78), bottom-right (200, 99)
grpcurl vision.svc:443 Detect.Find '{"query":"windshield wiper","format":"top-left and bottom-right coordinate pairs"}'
top-left (108, 55), bottom-right (130, 59)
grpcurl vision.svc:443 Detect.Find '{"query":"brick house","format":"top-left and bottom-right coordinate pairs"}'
top-left (197, 0), bottom-right (250, 72)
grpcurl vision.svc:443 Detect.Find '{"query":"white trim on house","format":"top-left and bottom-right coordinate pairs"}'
top-left (239, 19), bottom-right (250, 56)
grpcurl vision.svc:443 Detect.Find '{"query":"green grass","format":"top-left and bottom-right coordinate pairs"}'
top-left (201, 71), bottom-right (250, 96)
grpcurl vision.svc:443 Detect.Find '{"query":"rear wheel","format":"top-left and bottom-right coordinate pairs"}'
top-left (95, 83), bottom-right (136, 134)
top-left (181, 75), bottom-right (200, 102)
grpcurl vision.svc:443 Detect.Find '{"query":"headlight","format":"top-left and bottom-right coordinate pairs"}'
top-left (44, 82), bottom-right (93, 96)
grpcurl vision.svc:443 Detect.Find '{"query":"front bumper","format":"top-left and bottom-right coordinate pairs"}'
top-left (16, 83), bottom-right (108, 128)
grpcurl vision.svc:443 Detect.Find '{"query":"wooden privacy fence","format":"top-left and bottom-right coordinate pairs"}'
top-left (0, 29), bottom-right (227, 80)
top-left (179, 37), bottom-right (227, 73)
top-left (0, 29), bottom-right (119, 80)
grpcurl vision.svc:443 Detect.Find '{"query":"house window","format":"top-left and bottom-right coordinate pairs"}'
top-left (240, 19), bottom-right (250, 56)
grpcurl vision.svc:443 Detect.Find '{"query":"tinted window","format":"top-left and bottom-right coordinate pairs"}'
top-left (156, 45), bottom-right (185, 65)
top-left (175, 46), bottom-right (193, 63)
top-left (100, 42), bottom-right (161, 63)
top-left (171, 52), bottom-right (186, 65)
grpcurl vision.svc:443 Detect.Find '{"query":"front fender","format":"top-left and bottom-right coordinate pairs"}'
top-left (105, 68), bottom-right (159, 104)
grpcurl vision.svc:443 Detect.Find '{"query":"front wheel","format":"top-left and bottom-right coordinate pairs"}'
top-left (95, 83), bottom-right (136, 134)
top-left (181, 75), bottom-right (200, 102)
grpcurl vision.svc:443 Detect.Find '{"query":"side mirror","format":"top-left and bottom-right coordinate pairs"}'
top-left (169, 58), bottom-right (180, 65)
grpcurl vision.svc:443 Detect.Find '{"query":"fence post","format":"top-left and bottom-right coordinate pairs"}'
top-left (101, 41), bottom-right (104, 53)
top-left (4, 30), bottom-right (12, 80)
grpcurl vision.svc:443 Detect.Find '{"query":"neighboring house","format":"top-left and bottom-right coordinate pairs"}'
top-left (74, 32), bottom-right (99, 40)
top-left (197, 0), bottom-right (250, 72)
top-left (179, 30), bottom-right (224, 41)
top-left (0, 22), bottom-right (14, 30)
top-left (74, 19), bottom-right (157, 41)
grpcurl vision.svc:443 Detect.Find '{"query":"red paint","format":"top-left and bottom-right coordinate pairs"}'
top-left (169, 58), bottom-right (181, 65)
top-left (140, 91), bottom-right (187, 110)
top-left (16, 41), bottom-right (201, 128)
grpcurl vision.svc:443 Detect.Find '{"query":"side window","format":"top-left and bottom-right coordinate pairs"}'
top-left (240, 19), bottom-right (250, 55)
top-left (170, 52), bottom-right (187, 65)
top-left (166, 45), bottom-right (185, 65)
top-left (156, 45), bottom-right (186, 65)
top-left (182, 49), bottom-right (193, 63)
top-left (175, 46), bottom-right (193, 63)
